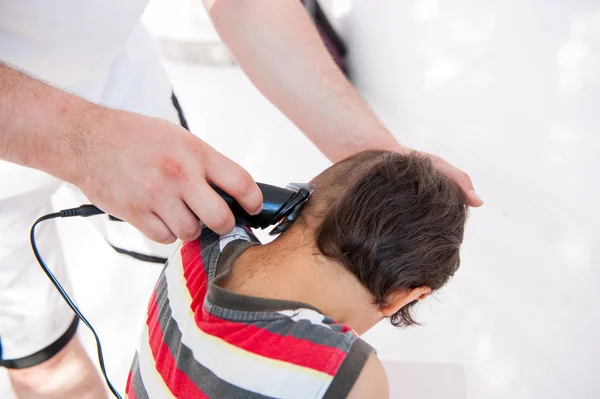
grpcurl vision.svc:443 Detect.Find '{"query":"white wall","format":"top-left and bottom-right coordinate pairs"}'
top-left (327, 1), bottom-right (600, 398)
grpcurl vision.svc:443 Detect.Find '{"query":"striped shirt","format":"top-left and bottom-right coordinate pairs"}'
top-left (127, 226), bottom-right (374, 399)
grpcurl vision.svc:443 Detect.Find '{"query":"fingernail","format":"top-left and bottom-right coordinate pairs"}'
top-left (470, 190), bottom-right (484, 204)
top-left (251, 203), bottom-right (263, 215)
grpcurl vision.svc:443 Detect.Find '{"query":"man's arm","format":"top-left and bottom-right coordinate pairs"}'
top-left (0, 63), bottom-right (263, 240)
top-left (204, 0), bottom-right (393, 163)
top-left (0, 63), bottom-right (87, 181)
top-left (203, 0), bottom-right (482, 206)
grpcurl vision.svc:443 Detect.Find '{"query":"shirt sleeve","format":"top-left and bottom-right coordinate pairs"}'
top-left (322, 339), bottom-right (376, 399)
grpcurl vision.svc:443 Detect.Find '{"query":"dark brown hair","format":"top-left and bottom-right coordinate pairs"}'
top-left (305, 150), bottom-right (468, 327)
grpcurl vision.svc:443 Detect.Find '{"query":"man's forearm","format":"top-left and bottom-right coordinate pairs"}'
top-left (204, 0), bottom-right (401, 163)
top-left (0, 63), bottom-right (91, 183)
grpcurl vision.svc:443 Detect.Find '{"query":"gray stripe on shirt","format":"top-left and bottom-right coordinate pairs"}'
top-left (251, 317), bottom-right (355, 353)
top-left (154, 275), bottom-right (275, 399)
top-left (130, 352), bottom-right (149, 399)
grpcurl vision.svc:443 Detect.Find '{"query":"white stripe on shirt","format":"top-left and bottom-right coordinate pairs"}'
top-left (137, 325), bottom-right (176, 398)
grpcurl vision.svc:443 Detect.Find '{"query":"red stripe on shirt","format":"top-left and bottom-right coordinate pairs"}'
top-left (332, 321), bottom-right (354, 335)
top-left (180, 240), bottom-right (207, 314)
top-left (125, 370), bottom-right (135, 399)
top-left (199, 310), bottom-right (346, 376)
top-left (146, 289), bottom-right (209, 399)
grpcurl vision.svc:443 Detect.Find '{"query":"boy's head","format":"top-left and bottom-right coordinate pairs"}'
top-left (287, 150), bottom-right (468, 328)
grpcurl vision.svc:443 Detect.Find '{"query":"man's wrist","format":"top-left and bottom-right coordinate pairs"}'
top-left (332, 131), bottom-right (406, 162)
top-left (36, 93), bottom-right (100, 186)
top-left (53, 99), bottom-right (103, 186)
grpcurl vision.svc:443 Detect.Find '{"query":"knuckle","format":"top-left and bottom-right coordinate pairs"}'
top-left (156, 233), bottom-right (176, 245)
top-left (178, 220), bottom-right (201, 241)
top-left (234, 175), bottom-right (254, 198)
top-left (159, 235), bottom-right (177, 245)
top-left (188, 138), bottom-right (209, 161)
top-left (148, 225), bottom-right (175, 244)
top-left (209, 207), bottom-right (234, 233)
top-left (457, 170), bottom-right (472, 184)
top-left (143, 180), bottom-right (162, 202)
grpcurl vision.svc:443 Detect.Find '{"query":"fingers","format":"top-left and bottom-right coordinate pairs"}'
top-left (444, 162), bottom-right (480, 206)
top-left (204, 150), bottom-right (263, 215)
top-left (156, 200), bottom-right (203, 242)
top-left (447, 164), bottom-right (483, 207)
top-left (134, 213), bottom-right (177, 244)
top-left (184, 183), bottom-right (236, 235)
top-left (455, 169), bottom-right (484, 207)
top-left (431, 154), bottom-right (484, 207)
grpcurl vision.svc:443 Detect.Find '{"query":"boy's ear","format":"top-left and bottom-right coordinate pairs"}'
top-left (379, 286), bottom-right (432, 317)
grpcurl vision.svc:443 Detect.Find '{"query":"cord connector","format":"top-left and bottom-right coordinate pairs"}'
top-left (59, 205), bottom-right (105, 218)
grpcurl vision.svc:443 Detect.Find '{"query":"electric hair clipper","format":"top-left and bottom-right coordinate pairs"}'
top-left (108, 183), bottom-right (312, 235)
top-left (210, 182), bottom-right (312, 235)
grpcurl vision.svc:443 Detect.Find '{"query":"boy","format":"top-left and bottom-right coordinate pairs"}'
top-left (126, 150), bottom-right (468, 399)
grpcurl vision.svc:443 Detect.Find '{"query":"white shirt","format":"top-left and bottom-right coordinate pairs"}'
top-left (0, 0), bottom-right (177, 198)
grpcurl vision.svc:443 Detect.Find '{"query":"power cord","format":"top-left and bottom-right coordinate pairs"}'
top-left (30, 205), bottom-right (122, 399)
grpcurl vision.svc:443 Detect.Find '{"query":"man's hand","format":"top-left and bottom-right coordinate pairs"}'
top-left (0, 63), bottom-right (262, 243)
top-left (73, 107), bottom-right (263, 243)
top-left (394, 145), bottom-right (483, 207)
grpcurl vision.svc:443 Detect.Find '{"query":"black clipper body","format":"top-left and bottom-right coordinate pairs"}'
top-left (210, 182), bottom-right (312, 235)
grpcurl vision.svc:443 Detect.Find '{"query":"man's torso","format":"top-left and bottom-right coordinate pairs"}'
top-left (0, 0), bottom-right (149, 91)
top-left (0, 0), bottom-right (178, 198)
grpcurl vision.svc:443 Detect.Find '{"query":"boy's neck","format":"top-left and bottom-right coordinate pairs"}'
top-left (218, 233), bottom-right (380, 335)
